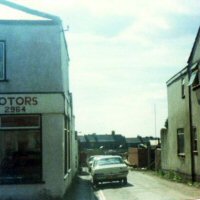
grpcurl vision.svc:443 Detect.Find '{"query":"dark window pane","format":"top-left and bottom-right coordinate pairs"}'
top-left (64, 117), bottom-right (71, 175)
top-left (178, 135), bottom-right (184, 153)
top-left (0, 43), bottom-right (4, 62)
top-left (194, 140), bottom-right (198, 152)
top-left (0, 115), bottom-right (41, 184)
top-left (181, 78), bottom-right (185, 98)
top-left (0, 42), bottom-right (4, 79)
top-left (193, 127), bottom-right (198, 152)
top-left (0, 130), bottom-right (41, 183)
top-left (177, 128), bottom-right (184, 154)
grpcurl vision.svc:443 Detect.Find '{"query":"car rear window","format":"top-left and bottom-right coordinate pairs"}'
top-left (96, 157), bottom-right (123, 166)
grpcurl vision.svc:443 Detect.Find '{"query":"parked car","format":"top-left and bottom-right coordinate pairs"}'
top-left (91, 155), bottom-right (128, 186)
top-left (87, 156), bottom-right (96, 172)
top-left (87, 155), bottom-right (107, 172)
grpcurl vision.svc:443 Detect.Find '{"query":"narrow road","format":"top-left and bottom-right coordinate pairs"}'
top-left (94, 170), bottom-right (200, 200)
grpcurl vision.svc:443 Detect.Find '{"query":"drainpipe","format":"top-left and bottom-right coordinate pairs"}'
top-left (187, 63), bottom-right (195, 182)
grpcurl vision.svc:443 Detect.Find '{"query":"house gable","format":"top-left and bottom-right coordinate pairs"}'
top-left (188, 27), bottom-right (200, 65)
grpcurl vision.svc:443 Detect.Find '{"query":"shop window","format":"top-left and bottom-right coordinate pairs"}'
top-left (0, 42), bottom-right (5, 80)
top-left (0, 115), bottom-right (41, 184)
top-left (181, 78), bottom-right (185, 99)
top-left (193, 127), bottom-right (198, 154)
top-left (177, 128), bottom-right (185, 156)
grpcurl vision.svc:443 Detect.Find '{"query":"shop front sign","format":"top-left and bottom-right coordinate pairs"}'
top-left (0, 94), bottom-right (64, 114)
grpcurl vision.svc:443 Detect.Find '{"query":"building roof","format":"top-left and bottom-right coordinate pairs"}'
top-left (96, 135), bottom-right (115, 142)
top-left (167, 27), bottom-right (200, 86)
top-left (0, 1), bottom-right (60, 22)
top-left (188, 27), bottom-right (200, 65)
top-left (113, 134), bottom-right (126, 142)
top-left (125, 137), bottom-right (141, 144)
top-left (78, 136), bottom-right (86, 143)
top-left (85, 134), bottom-right (96, 142)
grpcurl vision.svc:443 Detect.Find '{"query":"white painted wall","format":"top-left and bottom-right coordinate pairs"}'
top-left (0, 19), bottom-right (77, 200)
top-left (0, 23), bottom-right (63, 93)
top-left (42, 114), bottom-right (65, 197)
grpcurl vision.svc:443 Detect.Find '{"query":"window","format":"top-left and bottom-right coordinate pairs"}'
top-left (64, 117), bottom-right (71, 175)
top-left (181, 78), bottom-right (185, 98)
top-left (0, 42), bottom-right (5, 80)
top-left (96, 157), bottom-right (123, 166)
top-left (75, 131), bottom-right (78, 140)
top-left (193, 127), bottom-right (198, 154)
top-left (188, 70), bottom-right (200, 89)
top-left (177, 128), bottom-right (185, 155)
top-left (0, 115), bottom-right (41, 184)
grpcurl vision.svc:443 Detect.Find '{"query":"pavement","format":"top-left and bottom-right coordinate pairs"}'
top-left (64, 168), bottom-right (98, 200)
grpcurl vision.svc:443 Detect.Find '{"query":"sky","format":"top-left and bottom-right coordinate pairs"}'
top-left (13, 0), bottom-right (200, 137)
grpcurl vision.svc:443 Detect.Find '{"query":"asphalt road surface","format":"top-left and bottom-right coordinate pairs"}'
top-left (93, 170), bottom-right (200, 200)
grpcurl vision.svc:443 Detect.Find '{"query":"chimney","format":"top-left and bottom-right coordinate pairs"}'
top-left (111, 130), bottom-right (115, 135)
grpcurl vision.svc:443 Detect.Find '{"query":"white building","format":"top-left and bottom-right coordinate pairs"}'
top-left (0, 1), bottom-right (78, 199)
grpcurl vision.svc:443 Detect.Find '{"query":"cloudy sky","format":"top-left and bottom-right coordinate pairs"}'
top-left (14, 0), bottom-right (200, 137)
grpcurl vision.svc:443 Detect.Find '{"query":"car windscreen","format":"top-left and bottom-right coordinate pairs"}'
top-left (96, 157), bottom-right (123, 166)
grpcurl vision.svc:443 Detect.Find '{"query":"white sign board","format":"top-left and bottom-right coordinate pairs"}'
top-left (0, 93), bottom-right (64, 114)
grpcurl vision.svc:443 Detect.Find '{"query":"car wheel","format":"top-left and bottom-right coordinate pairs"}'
top-left (123, 177), bottom-right (127, 185)
top-left (93, 179), bottom-right (99, 187)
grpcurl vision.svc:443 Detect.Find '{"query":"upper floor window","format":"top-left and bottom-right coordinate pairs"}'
top-left (193, 127), bottom-right (198, 154)
top-left (0, 42), bottom-right (5, 80)
top-left (181, 78), bottom-right (185, 99)
top-left (188, 70), bottom-right (200, 89)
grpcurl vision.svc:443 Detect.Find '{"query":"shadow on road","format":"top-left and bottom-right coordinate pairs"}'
top-left (64, 172), bottom-right (98, 200)
top-left (65, 167), bottom-right (134, 199)
top-left (92, 181), bottom-right (133, 191)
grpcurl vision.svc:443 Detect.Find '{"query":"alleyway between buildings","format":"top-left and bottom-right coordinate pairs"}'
top-left (64, 168), bottom-right (200, 200)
